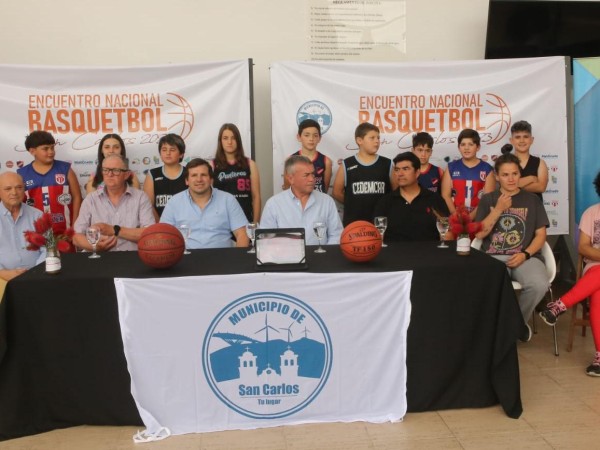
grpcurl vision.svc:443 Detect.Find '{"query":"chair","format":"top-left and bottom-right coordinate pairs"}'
top-left (566, 255), bottom-right (590, 352)
top-left (471, 239), bottom-right (558, 355)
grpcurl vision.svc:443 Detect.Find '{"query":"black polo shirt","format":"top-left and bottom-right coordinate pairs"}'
top-left (374, 186), bottom-right (450, 242)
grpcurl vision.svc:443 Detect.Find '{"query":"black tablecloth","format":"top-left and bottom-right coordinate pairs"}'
top-left (0, 242), bottom-right (523, 440)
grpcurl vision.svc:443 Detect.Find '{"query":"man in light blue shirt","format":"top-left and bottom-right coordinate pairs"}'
top-left (0, 172), bottom-right (45, 281)
top-left (160, 158), bottom-right (249, 249)
top-left (261, 155), bottom-right (342, 245)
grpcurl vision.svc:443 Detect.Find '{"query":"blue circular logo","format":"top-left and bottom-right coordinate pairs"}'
top-left (202, 292), bottom-right (333, 419)
top-left (296, 101), bottom-right (333, 134)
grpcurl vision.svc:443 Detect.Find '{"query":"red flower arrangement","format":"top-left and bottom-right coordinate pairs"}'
top-left (24, 212), bottom-right (75, 253)
top-left (449, 206), bottom-right (482, 240)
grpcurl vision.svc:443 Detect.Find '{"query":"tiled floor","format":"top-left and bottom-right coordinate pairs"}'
top-left (3, 309), bottom-right (600, 449)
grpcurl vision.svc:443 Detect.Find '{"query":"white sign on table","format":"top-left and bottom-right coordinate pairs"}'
top-left (115, 271), bottom-right (412, 439)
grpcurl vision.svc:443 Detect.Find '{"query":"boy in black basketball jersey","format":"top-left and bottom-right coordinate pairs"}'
top-left (282, 119), bottom-right (333, 193)
top-left (143, 134), bottom-right (187, 220)
top-left (333, 123), bottom-right (394, 226)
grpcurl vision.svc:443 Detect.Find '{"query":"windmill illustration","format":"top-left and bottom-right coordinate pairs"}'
top-left (255, 315), bottom-right (279, 343)
top-left (279, 321), bottom-right (295, 343)
top-left (302, 326), bottom-right (311, 339)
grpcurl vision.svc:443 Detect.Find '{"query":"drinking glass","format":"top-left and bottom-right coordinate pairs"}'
top-left (246, 222), bottom-right (258, 254)
top-left (436, 217), bottom-right (450, 248)
top-left (86, 227), bottom-right (101, 259)
top-left (313, 222), bottom-right (327, 253)
top-left (374, 216), bottom-right (388, 247)
top-left (178, 222), bottom-right (191, 255)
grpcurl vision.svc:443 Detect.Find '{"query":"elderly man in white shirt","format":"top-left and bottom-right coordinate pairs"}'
top-left (0, 172), bottom-right (45, 282)
top-left (261, 155), bottom-right (342, 245)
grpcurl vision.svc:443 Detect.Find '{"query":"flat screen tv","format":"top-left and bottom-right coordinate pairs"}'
top-left (485, 1), bottom-right (600, 59)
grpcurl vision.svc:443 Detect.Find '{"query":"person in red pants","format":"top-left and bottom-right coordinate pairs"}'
top-left (540, 170), bottom-right (600, 376)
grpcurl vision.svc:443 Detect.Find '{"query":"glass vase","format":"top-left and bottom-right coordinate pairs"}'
top-left (456, 234), bottom-right (471, 256)
top-left (45, 246), bottom-right (61, 274)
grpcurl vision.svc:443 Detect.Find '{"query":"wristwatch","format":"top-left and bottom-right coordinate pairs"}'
top-left (522, 250), bottom-right (531, 260)
top-left (113, 225), bottom-right (121, 237)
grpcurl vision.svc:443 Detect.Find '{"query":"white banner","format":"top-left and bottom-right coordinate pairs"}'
top-left (271, 57), bottom-right (569, 234)
top-left (115, 271), bottom-right (412, 437)
top-left (0, 60), bottom-right (252, 191)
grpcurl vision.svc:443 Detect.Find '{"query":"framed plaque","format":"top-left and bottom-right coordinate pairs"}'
top-left (255, 228), bottom-right (308, 270)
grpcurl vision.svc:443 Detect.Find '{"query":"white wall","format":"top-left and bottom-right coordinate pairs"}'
top-left (0, 0), bottom-right (489, 198)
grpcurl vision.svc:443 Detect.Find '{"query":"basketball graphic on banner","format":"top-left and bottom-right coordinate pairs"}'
top-left (166, 92), bottom-right (195, 140)
top-left (484, 93), bottom-right (512, 144)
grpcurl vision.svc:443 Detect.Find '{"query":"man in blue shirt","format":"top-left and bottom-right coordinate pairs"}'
top-left (0, 172), bottom-right (45, 281)
top-left (261, 155), bottom-right (343, 245)
top-left (160, 158), bottom-right (249, 249)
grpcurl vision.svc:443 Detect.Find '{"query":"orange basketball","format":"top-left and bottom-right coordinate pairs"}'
top-left (138, 223), bottom-right (185, 269)
top-left (339, 220), bottom-right (382, 263)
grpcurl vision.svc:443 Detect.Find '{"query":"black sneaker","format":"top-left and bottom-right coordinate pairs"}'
top-left (586, 355), bottom-right (600, 377)
top-left (519, 323), bottom-right (532, 343)
top-left (539, 300), bottom-right (566, 326)
top-left (586, 364), bottom-right (600, 377)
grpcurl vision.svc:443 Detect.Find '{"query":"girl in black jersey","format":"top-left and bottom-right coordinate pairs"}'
top-left (212, 123), bottom-right (261, 222)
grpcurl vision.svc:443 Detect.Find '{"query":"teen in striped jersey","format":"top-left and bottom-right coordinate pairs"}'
top-left (17, 131), bottom-right (81, 234)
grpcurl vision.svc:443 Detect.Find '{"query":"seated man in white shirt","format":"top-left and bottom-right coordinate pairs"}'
top-left (73, 155), bottom-right (155, 252)
top-left (261, 155), bottom-right (343, 245)
top-left (160, 158), bottom-right (249, 248)
top-left (0, 172), bottom-right (45, 281)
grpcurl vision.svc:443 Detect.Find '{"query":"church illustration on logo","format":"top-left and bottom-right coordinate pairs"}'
top-left (238, 346), bottom-right (299, 383)
top-left (208, 313), bottom-right (327, 384)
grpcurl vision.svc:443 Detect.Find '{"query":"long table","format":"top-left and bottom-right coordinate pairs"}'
top-left (0, 242), bottom-right (523, 440)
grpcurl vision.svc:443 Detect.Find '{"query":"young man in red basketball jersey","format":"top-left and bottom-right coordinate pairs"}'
top-left (73, 155), bottom-right (155, 252)
top-left (441, 129), bottom-right (495, 217)
top-left (18, 131), bottom-right (82, 234)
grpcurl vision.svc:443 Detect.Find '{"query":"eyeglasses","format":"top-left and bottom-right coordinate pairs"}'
top-left (101, 168), bottom-right (129, 175)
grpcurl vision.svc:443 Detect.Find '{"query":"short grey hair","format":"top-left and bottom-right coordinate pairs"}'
top-left (284, 155), bottom-right (312, 175)
top-left (102, 154), bottom-right (129, 170)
